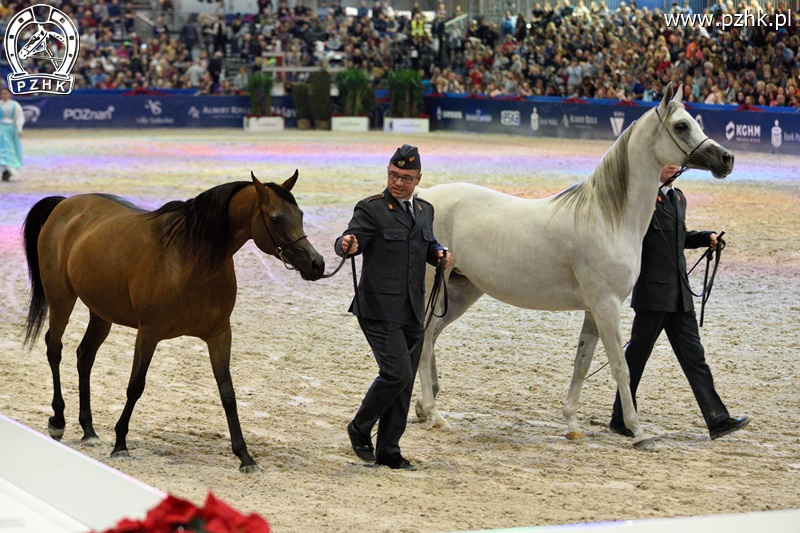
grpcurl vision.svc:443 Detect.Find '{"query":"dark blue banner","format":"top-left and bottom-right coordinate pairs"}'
top-left (19, 94), bottom-right (297, 129)
top-left (15, 90), bottom-right (800, 156)
top-left (426, 96), bottom-right (800, 156)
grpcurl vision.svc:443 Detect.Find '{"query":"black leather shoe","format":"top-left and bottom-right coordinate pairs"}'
top-left (608, 420), bottom-right (634, 438)
top-left (347, 421), bottom-right (375, 462)
top-left (375, 452), bottom-right (415, 470)
top-left (710, 416), bottom-right (751, 440)
top-left (1, 170), bottom-right (10, 182)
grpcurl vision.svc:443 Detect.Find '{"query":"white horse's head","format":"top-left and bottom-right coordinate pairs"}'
top-left (652, 83), bottom-right (734, 179)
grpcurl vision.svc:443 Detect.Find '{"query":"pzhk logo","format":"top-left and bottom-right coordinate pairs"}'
top-left (4, 5), bottom-right (80, 95)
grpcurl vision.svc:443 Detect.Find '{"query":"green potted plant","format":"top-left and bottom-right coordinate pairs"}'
top-left (243, 71), bottom-right (283, 131)
top-left (333, 68), bottom-right (375, 131)
top-left (291, 82), bottom-right (313, 130)
top-left (308, 67), bottom-right (333, 130)
top-left (384, 69), bottom-right (429, 133)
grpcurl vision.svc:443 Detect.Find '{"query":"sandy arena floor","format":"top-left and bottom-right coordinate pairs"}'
top-left (0, 129), bottom-right (798, 532)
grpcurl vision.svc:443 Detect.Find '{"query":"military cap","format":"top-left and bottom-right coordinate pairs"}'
top-left (389, 144), bottom-right (421, 170)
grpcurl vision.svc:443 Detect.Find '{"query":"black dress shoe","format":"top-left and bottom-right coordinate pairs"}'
top-left (1, 170), bottom-right (10, 182)
top-left (710, 416), bottom-right (751, 440)
top-left (347, 421), bottom-right (375, 462)
top-left (608, 420), bottom-right (634, 438)
top-left (376, 452), bottom-right (415, 470)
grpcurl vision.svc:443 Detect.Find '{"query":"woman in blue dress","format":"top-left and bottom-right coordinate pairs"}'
top-left (0, 86), bottom-right (25, 182)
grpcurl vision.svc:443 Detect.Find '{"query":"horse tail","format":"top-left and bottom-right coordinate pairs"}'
top-left (23, 196), bottom-right (65, 348)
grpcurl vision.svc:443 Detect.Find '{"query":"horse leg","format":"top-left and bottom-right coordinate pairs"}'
top-left (45, 296), bottom-right (77, 441)
top-left (206, 329), bottom-right (258, 474)
top-left (563, 311), bottom-right (600, 441)
top-left (592, 301), bottom-right (654, 450)
top-left (111, 328), bottom-right (159, 459)
top-left (76, 312), bottom-right (112, 446)
top-left (416, 271), bottom-right (484, 429)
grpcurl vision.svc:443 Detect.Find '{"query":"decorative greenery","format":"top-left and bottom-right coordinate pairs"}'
top-left (387, 69), bottom-right (424, 118)
top-left (335, 68), bottom-right (375, 116)
top-left (308, 68), bottom-right (333, 127)
top-left (244, 71), bottom-right (274, 116)
top-left (291, 82), bottom-right (312, 128)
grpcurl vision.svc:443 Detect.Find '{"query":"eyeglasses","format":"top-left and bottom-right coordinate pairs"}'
top-left (387, 171), bottom-right (419, 184)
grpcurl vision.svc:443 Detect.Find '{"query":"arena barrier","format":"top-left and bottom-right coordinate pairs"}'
top-left (18, 90), bottom-right (800, 156)
top-left (0, 413), bottom-right (164, 532)
top-left (2, 416), bottom-right (798, 531)
top-left (425, 94), bottom-right (800, 156)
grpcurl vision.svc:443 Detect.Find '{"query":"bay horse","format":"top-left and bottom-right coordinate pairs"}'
top-left (23, 170), bottom-right (324, 473)
top-left (415, 84), bottom-right (735, 449)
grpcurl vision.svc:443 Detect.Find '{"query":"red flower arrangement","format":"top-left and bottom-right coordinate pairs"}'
top-left (99, 492), bottom-right (270, 533)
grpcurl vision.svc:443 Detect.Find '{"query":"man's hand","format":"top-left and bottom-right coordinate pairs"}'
top-left (341, 234), bottom-right (359, 255)
top-left (710, 232), bottom-right (721, 250)
top-left (438, 249), bottom-right (454, 269)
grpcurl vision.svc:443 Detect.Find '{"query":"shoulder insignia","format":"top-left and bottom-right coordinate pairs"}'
top-left (366, 193), bottom-right (384, 202)
top-left (415, 196), bottom-right (432, 206)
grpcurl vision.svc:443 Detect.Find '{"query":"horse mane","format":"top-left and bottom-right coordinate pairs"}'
top-left (144, 181), bottom-right (253, 270)
top-left (265, 181), bottom-right (298, 206)
top-left (551, 122), bottom-right (635, 228)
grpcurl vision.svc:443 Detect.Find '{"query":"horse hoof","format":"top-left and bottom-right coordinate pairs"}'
top-left (111, 450), bottom-right (131, 460)
top-left (82, 436), bottom-right (102, 447)
top-left (429, 418), bottom-right (451, 430)
top-left (239, 464), bottom-right (260, 475)
top-left (633, 438), bottom-right (656, 451)
top-left (566, 430), bottom-right (585, 441)
top-left (48, 423), bottom-right (64, 441)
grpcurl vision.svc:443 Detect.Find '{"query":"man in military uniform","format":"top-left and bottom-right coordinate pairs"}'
top-left (335, 144), bottom-right (453, 470)
top-left (609, 165), bottom-right (750, 441)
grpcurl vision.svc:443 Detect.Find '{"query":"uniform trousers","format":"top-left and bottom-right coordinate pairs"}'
top-left (351, 318), bottom-right (424, 458)
top-left (611, 310), bottom-right (730, 429)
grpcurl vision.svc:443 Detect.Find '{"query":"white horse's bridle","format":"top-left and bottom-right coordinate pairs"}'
top-left (654, 105), bottom-right (712, 179)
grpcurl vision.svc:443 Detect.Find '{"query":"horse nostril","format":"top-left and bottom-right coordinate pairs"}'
top-left (722, 152), bottom-right (734, 165)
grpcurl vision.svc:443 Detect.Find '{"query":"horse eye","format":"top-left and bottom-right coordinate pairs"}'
top-left (269, 215), bottom-right (281, 225)
top-left (674, 122), bottom-right (688, 132)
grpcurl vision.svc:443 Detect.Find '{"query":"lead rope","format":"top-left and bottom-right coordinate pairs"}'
top-left (349, 245), bottom-right (448, 358)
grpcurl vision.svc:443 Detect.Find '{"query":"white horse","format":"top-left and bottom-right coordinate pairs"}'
top-left (415, 84), bottom-right (734, 449)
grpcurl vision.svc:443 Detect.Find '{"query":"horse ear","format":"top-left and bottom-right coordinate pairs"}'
top-left (659, 82), bottom-right (674, 110)
top-left (672, 84), bottom-right (684, 104)
top-left (251, 171), bottom-right (271, 206)
top-left (281, 169), bottom-right (299, 192)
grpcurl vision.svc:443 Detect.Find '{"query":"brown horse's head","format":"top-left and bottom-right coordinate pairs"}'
top-left (251, 170), bottom-right (325, 280)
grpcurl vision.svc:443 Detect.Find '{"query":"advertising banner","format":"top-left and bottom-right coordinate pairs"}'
top-left (427, 97), bottom-right (800, 156)
top-left (20, 95), bottom-right (297, 129)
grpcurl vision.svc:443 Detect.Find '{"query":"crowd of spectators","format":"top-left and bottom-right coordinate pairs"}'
top-left (0, 0), bottom-right (798, 108)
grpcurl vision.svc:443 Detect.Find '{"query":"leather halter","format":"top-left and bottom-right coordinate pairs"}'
top-left (655, 103), bottom-right (711, 178)
top-left (257, 207), bottom-right (308, 271)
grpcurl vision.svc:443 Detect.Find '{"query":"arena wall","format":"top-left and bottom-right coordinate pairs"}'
top-left (18, 92), bottom-right (800, 155)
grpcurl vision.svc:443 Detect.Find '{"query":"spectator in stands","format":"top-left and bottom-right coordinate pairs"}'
top-left (209, 14), bottom-right (227, 54)
top-left (208, 50), bottom-right (224, 86)
top-left (185, 58), bottom-right (206, 87)
top-left (500, 11), bottom-right (514, 39)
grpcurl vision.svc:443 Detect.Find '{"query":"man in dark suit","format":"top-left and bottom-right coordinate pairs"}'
top-left (336, 144), bottom-right (452, 470)
top-left (610, 165), bottom-right (750, 441)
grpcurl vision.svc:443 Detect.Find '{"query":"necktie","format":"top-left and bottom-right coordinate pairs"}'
top-left (404, 200), bottom-right (415, 222)
top-left (667, 188), bottom-right (676, 208)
